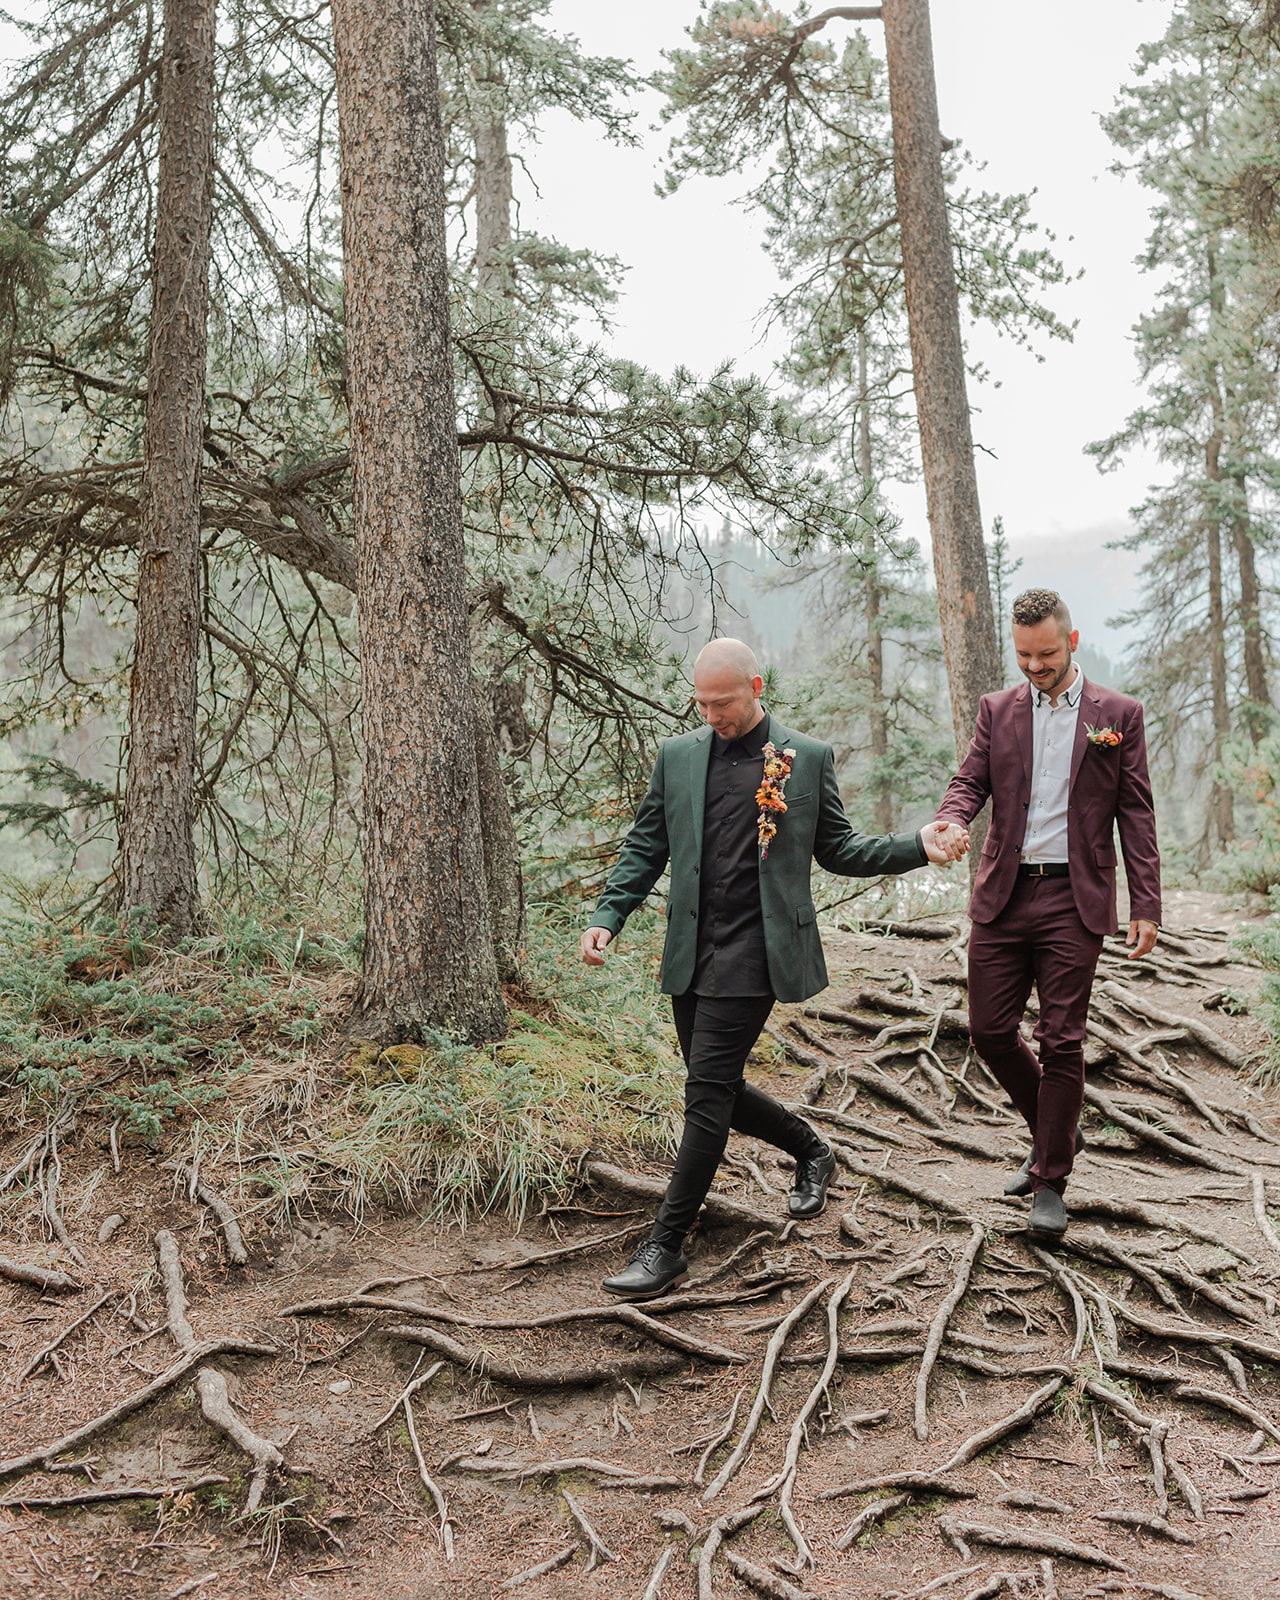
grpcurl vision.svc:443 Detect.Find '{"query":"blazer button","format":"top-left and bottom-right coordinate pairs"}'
top-left (690, 909), bottom-right (696, 917)
top-left (693, 865), bottom-right (700, 875)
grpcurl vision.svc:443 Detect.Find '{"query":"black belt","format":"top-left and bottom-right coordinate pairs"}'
top-left (1018, 862), bottom-right (1070, 878)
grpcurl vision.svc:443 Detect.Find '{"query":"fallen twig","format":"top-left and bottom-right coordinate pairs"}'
top-left (403, 1393), bottom-right (453, 1558)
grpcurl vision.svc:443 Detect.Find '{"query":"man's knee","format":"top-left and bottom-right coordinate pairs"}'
top-left (969, 1027), bottom-right (1025, 1061)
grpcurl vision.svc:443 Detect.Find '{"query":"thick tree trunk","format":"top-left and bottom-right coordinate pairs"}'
top-left (119, 0), bottom-right (216, 940)
top-left (332, 0), bottom-right (506, 1044)
top-left (881, 0), bottom-right (1000, 761)
top-left (474, 117), bottom-right (512, 298)
top-left (473, 681), bottom-right (526, 984)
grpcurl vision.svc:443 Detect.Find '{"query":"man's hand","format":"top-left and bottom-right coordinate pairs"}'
top-left (580, 926), bottom-right (613, 966)
top-left (920, 820), bottom-right (970, 864)
top-left (1126, 919), bottom-right (1159, 959)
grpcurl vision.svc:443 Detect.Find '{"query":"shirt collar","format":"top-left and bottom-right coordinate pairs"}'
top-left (1034, 665), bottom-right (1085, 710)
top-left (713, 711), bottom-right (770, 758)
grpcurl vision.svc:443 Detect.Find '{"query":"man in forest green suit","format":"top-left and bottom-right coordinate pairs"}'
top-left (581, 638), bottom-right (966, 1298)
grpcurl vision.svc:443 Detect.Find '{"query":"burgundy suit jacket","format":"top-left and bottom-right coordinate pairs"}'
top-left (935, 678), bottom-right (1161, 936)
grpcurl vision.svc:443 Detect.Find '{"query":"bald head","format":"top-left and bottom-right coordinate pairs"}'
top-left (693, 637), bottom-right (765, 741)
top-left (694, 637), bottom-right (759, 684)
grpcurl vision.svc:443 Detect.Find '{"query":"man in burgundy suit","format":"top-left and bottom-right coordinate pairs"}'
top-left (934, 588), bottom-right (1161, 1240)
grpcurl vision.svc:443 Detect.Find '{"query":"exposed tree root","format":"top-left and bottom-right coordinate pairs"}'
top-left (0, 1473), bottom-right (229, 1510)
top-left (1093, 1509), bottom-right (1195, 1544)
top-left (562, 1488), bottom-right (616, 1571)
top-left (698, 1503), bottom-right (765, 1600)
top-left (384, 1321), bottom-right (684, 1387)
top-left (501, 1545), bottom-right (575, 1587)
top-left (916, 1222), bottom-right (985, 1441)
top-left (162, 1160), bottom-right (249, 1264)
top-left (16, 1291), bottom-right (112, 1386)
top-left (723, 1548), bottom-right (821, 1600)
top-left (938, 1517), bottom-right (1126, 1570)
top-left (193, 1368), bottom-right (284, 1514)
top-left (0, 1255), bottom-right (81, 1294)
top-left (586, 1160), bottom-right (785, 1230)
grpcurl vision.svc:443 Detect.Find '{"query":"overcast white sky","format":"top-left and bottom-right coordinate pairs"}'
top-left (1, 1), bottom-right (1175, 655)
top-left (527, 0), bottom-right (1177, 654)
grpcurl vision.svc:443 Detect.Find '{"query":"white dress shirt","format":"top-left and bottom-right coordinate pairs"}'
top-left (1021, 665), bottom-right (1084, 864)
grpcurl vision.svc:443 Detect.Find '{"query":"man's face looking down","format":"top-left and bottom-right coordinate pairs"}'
top-left (1012, 617), bottom-right (1080, 703)
top-left (693, 662), bottom-right (764, 743)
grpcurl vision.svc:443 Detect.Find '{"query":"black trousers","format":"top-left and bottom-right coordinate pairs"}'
top-left (650, 992), bottom-right (826, 1251)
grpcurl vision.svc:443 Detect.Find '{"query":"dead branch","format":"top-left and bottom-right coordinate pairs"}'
top-left (16, 1290), bottom-right (112, 1385)
top-left (1092, 1510), bottom-right (1194, 1544)
top-left (701, 1279), bottom-right (830, 1501)
top-left (0, 1337), bottom-right (279, 1477)
top-left (162, 1161), bottom-right (249, 1265)
top-left (0, 1255), bottom-right (81, 1294)
top-left (723, 1548), bottom-right (820, 1600)
top-left (0, 1473), bottom-right (228, 1509)
top-left (586, 1160), bottom-right (784, 1230)
top-left (835, 1492), bottom-right (914, 1550)
top-left (385, 1321), bottom-right (683, 1387)
top-left (502, 1546), bottom-right (575, 1587)
top-left (562, 1489), bottom-right (616, 1571)
top-left (938, 1518), bottom-right (1126, 1570)
top-left (917, 1222), bottom-right (985, 1441)
top-left (193, 1368), bottom-right (283, 1514)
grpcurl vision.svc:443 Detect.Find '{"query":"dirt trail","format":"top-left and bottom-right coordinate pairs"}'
top-left (4, 899), bottom-right (1280, 1600)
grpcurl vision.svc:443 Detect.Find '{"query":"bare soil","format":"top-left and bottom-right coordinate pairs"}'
top-left (4, 894), bottom-right (1280, 1600)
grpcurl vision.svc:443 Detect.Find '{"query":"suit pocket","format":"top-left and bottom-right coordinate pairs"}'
top-left (787, 791), bottom-right (814, 809)
top-left (1094, 843), bottom-right (1117, 868)
top-left (981, 836), bottom-right (1000, 859)
top-left (795, 903), bottom-right (816, 927)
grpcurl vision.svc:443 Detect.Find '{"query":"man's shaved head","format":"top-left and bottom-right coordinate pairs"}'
top-left (694, 637), bottom-right (759, 686)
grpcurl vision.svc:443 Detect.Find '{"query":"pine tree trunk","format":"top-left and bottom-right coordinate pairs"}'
top-left (473, 681), bottom-right (526, 984)
top-left (119, 0), bottom-right (216, 940)
top-left (881, 0), bottom-right (1000, 761)
top-left (1206, 511), bottom-right (1235, 846)
top-left (1231, 504), bottom-right (1270, 739)
top-left (857, 327), bottom-right (893, 833)
top-left (332, 0), bottom-right (506, 1044)
top-left (474, 119), bottom-right (512, 298)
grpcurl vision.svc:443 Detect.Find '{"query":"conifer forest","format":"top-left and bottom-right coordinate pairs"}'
top-left (5, 3), bottom-right (1280, 1597)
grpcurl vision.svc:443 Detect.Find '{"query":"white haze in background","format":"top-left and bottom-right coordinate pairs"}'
top-left (0, 2), bottom-right (1174, 661)
top-left (531, 0), bottom-right (1176, 661)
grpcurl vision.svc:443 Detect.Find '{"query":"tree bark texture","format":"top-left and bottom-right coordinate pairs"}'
top-left (1231, 506), bottom-right (1270, 737)
top-left (1206, 508), bottom-right (1235, 848)
top-left (881, 0), bottom-right (1000, 761)
top-left (332, 0), bottom-right (506, 1044)
top-left (474, 117), bottom-right (512, 297)
top-left (119, 0), bottom-right (216, 940)
top-left (856, 326), bottom-right (893, 833)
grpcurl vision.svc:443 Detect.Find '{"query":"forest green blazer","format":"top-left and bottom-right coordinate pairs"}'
top-left (588, 718), bottom-right (928, 1002)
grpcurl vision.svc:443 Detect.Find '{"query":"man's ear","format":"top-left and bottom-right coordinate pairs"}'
top-left (751, 675), bottom-right (764, 698)
top-left (1068, 629), bottom-right (1080, 652)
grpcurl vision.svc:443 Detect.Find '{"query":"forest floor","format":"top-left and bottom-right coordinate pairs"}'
top-left (4, 890), bottom-right (1280, 1600)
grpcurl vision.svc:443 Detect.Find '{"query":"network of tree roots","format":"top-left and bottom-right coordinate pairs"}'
top-left (3, 915), bottom-right (1280, 1599)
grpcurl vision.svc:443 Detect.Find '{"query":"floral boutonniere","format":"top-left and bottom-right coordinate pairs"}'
top-left (1085, 722), bottom-right (1123, 749)
top-left (756, 742), bottom-right (797, 859)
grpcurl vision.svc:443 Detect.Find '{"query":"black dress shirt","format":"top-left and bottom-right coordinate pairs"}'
top-left (690, 713), bottom-right (773, 997)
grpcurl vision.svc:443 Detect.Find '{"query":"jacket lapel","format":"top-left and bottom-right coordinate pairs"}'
top-left (689, 726), bottom-right (713, 854)
top-left (1013, 683), bottom-right (1032, 785)
top-left (1070, 681), bottom-right (1099, 790)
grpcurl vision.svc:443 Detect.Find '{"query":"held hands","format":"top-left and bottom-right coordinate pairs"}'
top-left (580, 926), bottom-right (613, 966)
top-left (1126, 918), bottom-right (1159, 959)
top-left (920, 820), bottom-right (971, 865)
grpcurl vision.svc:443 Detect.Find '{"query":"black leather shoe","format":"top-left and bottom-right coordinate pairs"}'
top-left (1004, 1126), bottom-right (1086, 1198)
top-left (1028, 1187), bottom-right (1068, 1241)
top-left (601, 1239), bottom-right (688, 1300)
top-left (789, 1145), bottom-right (837, 1219)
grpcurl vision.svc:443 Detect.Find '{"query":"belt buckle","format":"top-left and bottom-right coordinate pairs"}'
top-left (1026, 862), bottom-right (1045, 877)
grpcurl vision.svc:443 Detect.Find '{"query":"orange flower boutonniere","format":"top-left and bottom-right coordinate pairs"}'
top-left (1085, 722), bottom-right (1123, 748)
top-left (756, 742), bottom-right (797, 859)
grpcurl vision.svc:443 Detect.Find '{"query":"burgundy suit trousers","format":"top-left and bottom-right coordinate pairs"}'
top-left (967, 875), bottom-right (1103, 1195)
